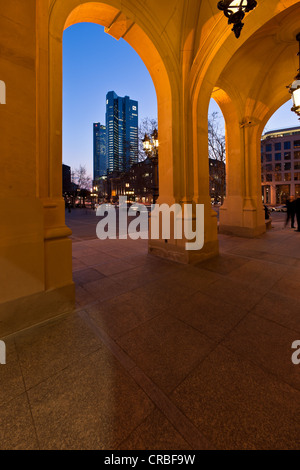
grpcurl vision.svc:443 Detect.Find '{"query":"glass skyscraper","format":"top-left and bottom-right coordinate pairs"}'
top-left (106, 91), bottom-right (138, 174)
top-left (93, 123), bottom-right (107, 180)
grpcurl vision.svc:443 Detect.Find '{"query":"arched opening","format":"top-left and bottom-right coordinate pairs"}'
top-left (208, 98), bottom-right (226, 209)
top-left (62, 22), bottom-right (158, 240)
top-left (201, 2), bottom-right (300, 238)
top-left (261, 100), bottom-right (300, 214)
top-left (40, 0), bottom-right (177, 296)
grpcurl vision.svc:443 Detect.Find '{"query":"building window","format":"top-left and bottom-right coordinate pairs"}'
top-left (266, 164), bottom-right (273, 171)
top-left (294, 151), bottom-right (300, 160)
top-left (266, 154), bottom-right (272, 162)
top-left (276, 184), bottom-right (290, 204)
top-left (275, 163), bottom-right (281, 171)
top-left (275, 173), bottom-right (282, 182)
top-left (275, 153), bottom-right (281, 161)
top-left (284, 163), bottom-right (291, 171)
top-left (294, 172), bottom-right (300, 181)
top-left (284, 141), bottom-right (291, 150)
top-left (295, 162), bottom-right (300, 170)
top-left (284, 152), bottom-right (291, 160)
top-left (275, 142), bottom-right (281, 151)
top-left (266, 174), bottom-right (273, 182)
top-left (266, 144), bottom-right (272, 152)
top-left (284, 173), bottom-right (291, 182)
top-left (261, 174), bottom-right (264, 182)
top-left (294, 140), bottom-right (300, 148)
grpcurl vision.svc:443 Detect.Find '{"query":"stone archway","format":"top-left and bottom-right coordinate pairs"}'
top-left (189, 1), bottom-right (300, 238)
top-left (36, 0), bottom-right (181, 297)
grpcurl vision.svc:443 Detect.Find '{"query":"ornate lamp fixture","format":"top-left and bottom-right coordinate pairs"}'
top-left (288, 33), bottom-right (300, 118)
top-left (142, 129), bottom-right (159, 204)
top-left (217, 0), bottom-right (257, 38)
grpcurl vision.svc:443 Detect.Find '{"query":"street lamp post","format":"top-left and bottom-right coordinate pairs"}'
top-left (143, 129), bottom-right (159, 205)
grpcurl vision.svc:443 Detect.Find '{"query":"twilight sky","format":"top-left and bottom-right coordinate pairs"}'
top-left (63, 22), bottom-right (300, 178)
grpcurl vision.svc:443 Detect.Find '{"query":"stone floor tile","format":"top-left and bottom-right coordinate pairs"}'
top-left (198, 254), bottom-right (251, 275)
top-left (117, 313), bottom-right (215, 394)
top-left (223, 313), bottom-right (300, 391)
top-left (0, 338), bottom-right (25, 406)
top-left (80, 277), bottom-right (130, 301)
top-left (73, 268), bottom-right (106, 285)
top-left (168, 292), bottom-right (248, 342)
top-left (172, 346), bottom-right (300, 450)
top-left (198, 277), bottom-right (265, 311)
top-left (118, 409), bottom-right (191, 450)
top-left (251, 291), bottom-right (300, 333)
top-left (27, 350), bottom-right (154, 450)
top-left (0, 394), bottom-right (39, 450)
top-left (15, 313), bottom-right (102, 390)
top-left (85, 292), bottom-right (160, 340)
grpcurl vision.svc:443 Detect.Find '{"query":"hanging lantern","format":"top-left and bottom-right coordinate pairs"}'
top-left (288, 33), bottom-right (300, 118)
top-left (217, 0), bottom-right (257, 38)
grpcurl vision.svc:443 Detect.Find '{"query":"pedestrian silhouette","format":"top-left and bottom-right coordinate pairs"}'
top-left (285, 196), bottom-right (296, 229)
top-left (296, 196), bottom-right (300, 232)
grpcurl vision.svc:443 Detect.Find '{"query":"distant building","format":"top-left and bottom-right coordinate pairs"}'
top-left (261, 127), bottom-right (300, 204)
top-left (93, 123), bottom-right (107, 180)
top-left (105, 158), bottom-right (154, 203)
top-left (209, 158), bottom-right (226, 203)
top-left (62, 164), bottom-right (72, 193)
top-left (106, 91), bottom-right (138, 174)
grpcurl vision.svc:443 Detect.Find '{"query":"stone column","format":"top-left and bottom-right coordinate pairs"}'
top-left (219, 115), bottom-right (266, 237)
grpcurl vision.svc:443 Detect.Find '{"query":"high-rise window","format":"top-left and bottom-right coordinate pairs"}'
top-left (284, 141), bottom-right (291, 150)
top-left (106, 91), bottom-right (138, 174)
top-left (266, 144), bottom-right (272, 152)
top-left (93, 123), bottom-right (107, 180)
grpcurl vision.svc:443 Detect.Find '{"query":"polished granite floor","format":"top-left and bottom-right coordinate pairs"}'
top-left (1, 212), bottom-right (300, 450)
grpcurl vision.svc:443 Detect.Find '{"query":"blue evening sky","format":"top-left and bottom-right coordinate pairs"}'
top-left (63, 22), bottom-right (299, 178)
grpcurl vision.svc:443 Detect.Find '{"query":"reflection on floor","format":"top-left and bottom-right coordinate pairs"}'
top-left (1, 212), bottom-right (300, 449)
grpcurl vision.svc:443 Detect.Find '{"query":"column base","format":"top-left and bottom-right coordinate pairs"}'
top-left (219, 197), bottom-right (266, 238)
top-left (0, 283), bottom-right (75, 338)
top-left (218, 224), bottom-right (266, 238)
top-left (148, 238), bottom-right (219, 264)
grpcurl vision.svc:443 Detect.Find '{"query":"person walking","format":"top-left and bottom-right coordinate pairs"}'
top-left (296, 196), bottom-right (300, 232)
top-left (285, 196), bottom-right (296, 228)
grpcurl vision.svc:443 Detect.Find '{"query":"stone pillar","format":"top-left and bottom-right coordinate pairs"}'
top-left (219, 116), bottom-right (266, 237)
top-left (148, 87), bottom-right (219, 264)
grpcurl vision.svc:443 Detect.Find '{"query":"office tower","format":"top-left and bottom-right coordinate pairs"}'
top-left (261, 127), bottom-right (300, 204)
top-left (106, 91), bottom-right (138, 174)
top-left (93, 123), bottom-right (107, 180)
top-left (62, 164), bottom-right (72, 194)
